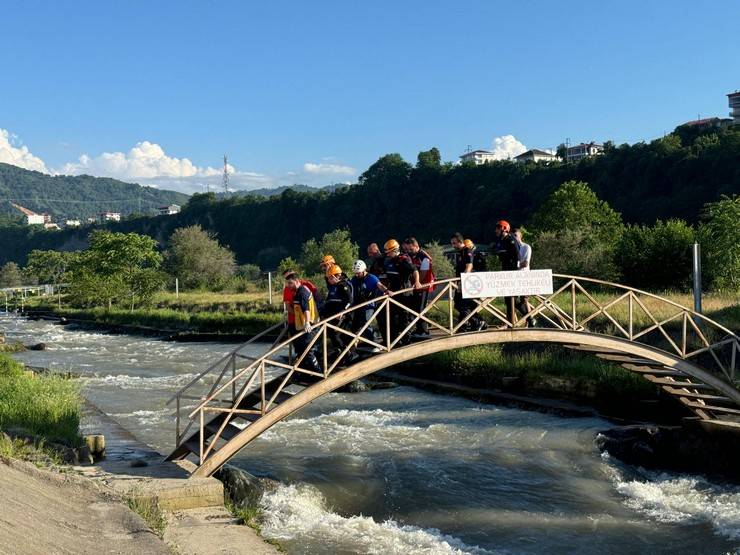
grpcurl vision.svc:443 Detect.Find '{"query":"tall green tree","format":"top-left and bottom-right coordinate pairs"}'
top-left (416, 147), bottom-right (442, 169)
top-left (0, 262), bottom-right (22, 287)
top-left (299, 229), bottom-right (359, 276)
top-left (25, 250), bottom-right (77, 287)
top-left (530, 181), bottom-right (624, 280)
top-left (164, 225), bottom-right (236, 290)
top-left (69, 230), bottom-right (165, 309)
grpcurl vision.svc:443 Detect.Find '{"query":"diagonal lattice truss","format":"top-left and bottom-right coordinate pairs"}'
top-left (167, 275), bottom-right (740, 467)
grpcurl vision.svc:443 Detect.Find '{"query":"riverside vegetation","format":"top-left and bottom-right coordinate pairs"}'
top-left (0, 352), bottom-right (82, 462)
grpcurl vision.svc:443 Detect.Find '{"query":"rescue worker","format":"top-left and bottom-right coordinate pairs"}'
top-left (450, 232), bottom-right (487, 332)
top-left (282, 269), bottom-right (318, 335)
top-left (366, 243), bottom-right (386, 281)
top-left (284, 272), bottom-right (321, 372)
top-left (513, 228), bottom-right (536, 327)
top-left (321, 264), bottom-right (357, 364)
top-left (319, 255), bottom-right (336, 286)
top-left (402, 237), bottom-right (434, 337)
top-left (350, 259), bottom-right (388, 349)
top-left (493, 220), bottom-right (521, 324)
top-left (383, 239), bottom-right (419, 344)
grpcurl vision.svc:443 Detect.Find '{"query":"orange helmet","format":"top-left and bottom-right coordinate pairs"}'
top-left (463, 238), bottom-right (474, 249)
top-left (325, 264), bottom-right (343, 277)
top-left (495, 220), bottom-right (510, 232)
top-left (384, 239), bottom-right (400, 254)
top-left (320, 255), bottom-right (335, 267)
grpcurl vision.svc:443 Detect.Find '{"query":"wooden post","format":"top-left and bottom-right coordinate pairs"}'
top-left (268, 272), bottom-right (273, 305)
top-left (175, 278), bottom-right (179, 299)
top-left (176, 395), bottom-right (181, 445)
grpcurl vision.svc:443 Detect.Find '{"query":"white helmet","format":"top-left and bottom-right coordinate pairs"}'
top-left (352, 259), bottom-right (367, 273)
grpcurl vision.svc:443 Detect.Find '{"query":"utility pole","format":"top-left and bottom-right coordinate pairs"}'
top-left (223, 154), bottom-right (229, 195)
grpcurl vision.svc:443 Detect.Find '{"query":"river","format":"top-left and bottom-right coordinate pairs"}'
top-left (2, 313), bottom-right (739, 554)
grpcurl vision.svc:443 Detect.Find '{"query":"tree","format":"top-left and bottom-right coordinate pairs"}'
top-left (0, 262), bottom-right (22, 287)
top-left (299, 229), bottom-right (359, 277)
top-left (68, 230), bottom-right (165, 309)
top-left (236, 264), bottom-right (262, 281)
top-left (423, 241), bottom-right (455, 280)
top-left (530, 181), bottom-right (624, 244)
top-left (416, 147), bottom-right (442, 169)
top-left (529, 181), bottom-right (624, 280)
top-left (25, 250), bottom-right (77, 286)
top-left (164, 225), bottom-right (236, 290)
top-left (699, 195), bottom-right (740, 291)
top-left (359, 153), bottom-right (412, 188)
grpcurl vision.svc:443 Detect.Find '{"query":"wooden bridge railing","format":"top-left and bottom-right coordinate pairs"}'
top-left (168, 275), bottom-right (740, 464)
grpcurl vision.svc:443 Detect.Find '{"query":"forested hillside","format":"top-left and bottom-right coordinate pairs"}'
top-left (0, 163), bottom-right (189, 220)
top-left (1, 124), bottom-right (738, 268)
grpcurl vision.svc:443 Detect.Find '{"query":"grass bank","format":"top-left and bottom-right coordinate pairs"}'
top-left (54, 306), bottom-right (282, 335)
top-left (0, 353), bottom-right (83, 461)
top-left (407, 344), bottom-right (680, 420)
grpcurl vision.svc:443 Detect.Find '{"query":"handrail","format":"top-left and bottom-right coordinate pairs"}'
top-left (165, 320), bottom-right (284, 405)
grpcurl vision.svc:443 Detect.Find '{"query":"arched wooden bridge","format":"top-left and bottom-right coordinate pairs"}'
top-left (167, 275), bottom-right (740, 477)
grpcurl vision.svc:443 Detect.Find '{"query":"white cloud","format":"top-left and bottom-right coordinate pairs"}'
top-left (302, 162), bottom-right (356, 175)
top-left (490, 134), bottom-right (527, 160)
top-left (58, 141), bottom-right (226, 180)
top-left (0, 129), bottom-right (49, 173)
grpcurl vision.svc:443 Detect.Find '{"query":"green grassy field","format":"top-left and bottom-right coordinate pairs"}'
top-left (0, 353), bottom-right (82, 448)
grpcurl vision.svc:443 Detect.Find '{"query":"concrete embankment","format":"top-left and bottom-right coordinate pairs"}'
top-left (0, 397), bottom-right (280, 555)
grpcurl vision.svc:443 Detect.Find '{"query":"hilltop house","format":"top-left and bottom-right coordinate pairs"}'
top-left (158, 204), bottom-right (181, 216)
top-left (459, 150), bottom-right (497, 165)
top-left (514, 149), bottom-right (560, 164)
top-left (729, 91), bottom-right (740, 126)
top-left (566, 142), bottom-right (604, 163)
top-left (99, 211), bottom-right (121, 223)
top-left (11, 203), bottom-right (50, 226)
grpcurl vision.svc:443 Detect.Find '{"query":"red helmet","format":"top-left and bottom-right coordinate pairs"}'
top-left (495, 220), bottom-right (510, 232)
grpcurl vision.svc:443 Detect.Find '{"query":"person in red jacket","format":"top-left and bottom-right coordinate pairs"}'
top-left (282, 269), bottom-right (318, 335)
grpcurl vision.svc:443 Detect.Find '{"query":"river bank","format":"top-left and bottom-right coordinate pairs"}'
top-left (3, 313), bottom-right (740, 554)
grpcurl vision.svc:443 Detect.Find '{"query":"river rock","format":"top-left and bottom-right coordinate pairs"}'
top-left (596, 424), bottom-right (740, 481)
top-left (83, 434), bottom-right (106, 460)
top-left (25, 343), bottom-right (47, 351)
top-left (215, 465), bottom-right (278, 507)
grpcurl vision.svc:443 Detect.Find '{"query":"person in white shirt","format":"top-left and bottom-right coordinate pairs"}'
top-left (513, 228), bottom-right (536, 326)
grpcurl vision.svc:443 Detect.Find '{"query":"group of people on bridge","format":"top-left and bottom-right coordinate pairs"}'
top-left (281, 220), bottom-right (534, 373)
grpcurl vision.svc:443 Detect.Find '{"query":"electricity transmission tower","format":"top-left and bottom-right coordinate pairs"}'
top-left (223, 154), bottom-right (229, 195)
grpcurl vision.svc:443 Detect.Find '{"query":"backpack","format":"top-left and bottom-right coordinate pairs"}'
top-left (472, 250), bottom-right (488, 272)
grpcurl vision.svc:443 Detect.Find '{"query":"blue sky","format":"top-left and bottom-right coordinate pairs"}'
top-left (0, 1), bottom-right (738, 193)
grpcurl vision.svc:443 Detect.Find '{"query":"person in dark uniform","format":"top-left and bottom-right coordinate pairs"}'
top-left (451, 232), bottom-right (487, 332)
top-left (382, 239), bottom-right (418, 344)
top-left (321, 264), bottom-right (357, 365)
top-left (403, 237), bottom-right (434, 337)
top-left (350, 259), bottom-right (388, 349)
top-left (493, 220), bottom-right (522, 324)
top-left (366, 243), bottom-right (387, 283)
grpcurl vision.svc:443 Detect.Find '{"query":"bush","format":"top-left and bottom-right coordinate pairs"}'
top-left (423, 241), bottom-right (455, 280)
top-left (532, 229), bottom-right (620, 280)
top-left (699, 195), bottom-right (740, 292)
top-left (616, 219), bottom-right (695, 290)
top-left (164, 225), bottom-right (236, 290)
